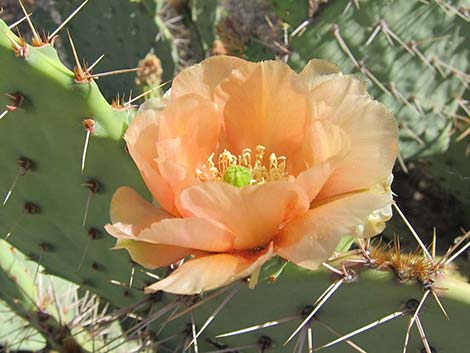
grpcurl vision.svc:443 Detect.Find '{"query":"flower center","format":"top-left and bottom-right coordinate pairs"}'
top-left (223, 165), bottom-right (252, 187)
top-left (196, 145), bottom-right (288, 185)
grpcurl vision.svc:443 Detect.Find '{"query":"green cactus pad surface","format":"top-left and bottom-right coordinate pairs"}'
top-left (284, 0), bottom-right (469, 159)
top-left (0, 240), bottom-right (90, 353)
top-left (153, 262), bottom-right (470, 353)
top-left (0, 19), bottom-right (149, 307)
top-left (32, 0), bottom-right (178, 99)
top-left (1, 2), bottom-right (469, 352)
top-left (0, 240), bottom-right (159, 353)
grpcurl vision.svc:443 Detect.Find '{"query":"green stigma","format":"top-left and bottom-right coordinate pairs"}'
top-left (223, 165), bottom-right (252, 187)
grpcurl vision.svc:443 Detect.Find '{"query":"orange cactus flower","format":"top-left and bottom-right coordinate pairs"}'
top-left (105, 56), bottom-right (398, 295)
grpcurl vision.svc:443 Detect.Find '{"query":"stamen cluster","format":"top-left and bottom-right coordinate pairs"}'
top-left (196, 145), bottom-right (288, 185)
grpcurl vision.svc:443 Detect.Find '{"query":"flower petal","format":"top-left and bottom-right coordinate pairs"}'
top-left (299, 59), bottom-right (340, 90)
top-left (291, 119), bottom-right (350, 175)
top-left (157, 94), bottom-right (220, 193)
top-left (317, 98), bottom-right (399, 199)
top-left (105, 186), bottom-right (174, 245)
top-left (145, 243), bottom-right (273, 294)
top-left (351, 175), bottom-right (394, 238)
top-left (310, 75), bottom-right (367, 108)
top-left (114, 239), bottom-right (194, 269)
top-left (105, 187), bottom-right (195, 269)
top-left (291, 120), bottom-right (350, 200)
top-left (215, 61), bottom-right (309, 159)
top-left (296, 160), bottom-right (335, 201)
top-left (177, 181), bottom-right (309, 250)
top-left (124, 100), bottom-right (178, 215)
top-left (110, 186), bottom-right (171, 228)
top-left (105, 222), bottom-right (138, 240)
top-left (171, 55), bottom-right (255, 100)
top-left (275, 190), bottom-right (392, 270)
top-left (136, 217), bottom-right (235, 252)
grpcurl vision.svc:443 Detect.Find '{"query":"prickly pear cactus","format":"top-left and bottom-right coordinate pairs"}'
top-left (426, 138), bottom-right (470, 221)
top-left (0, 241), bottom-right (47, 352)
top-left (155, 260), bottom-right (470, 352)
top-left (1, 1), bottom-right (469, 353)
top-left (0, 240), bottom-right (90, 352)
top-left (30, 0), bottom-right (178, 98)
top-left (215, 0), bottom-right (468, 159)
top-left (0, 18), bottom-right (149, 307)
top-left (0, 240), bottom-right (160, 353)
top-left (286, 0), bottom-right (469, 159)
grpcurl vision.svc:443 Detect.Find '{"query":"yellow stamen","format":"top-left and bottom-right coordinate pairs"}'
top-left (196, 145), bottom-right (288, 185)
